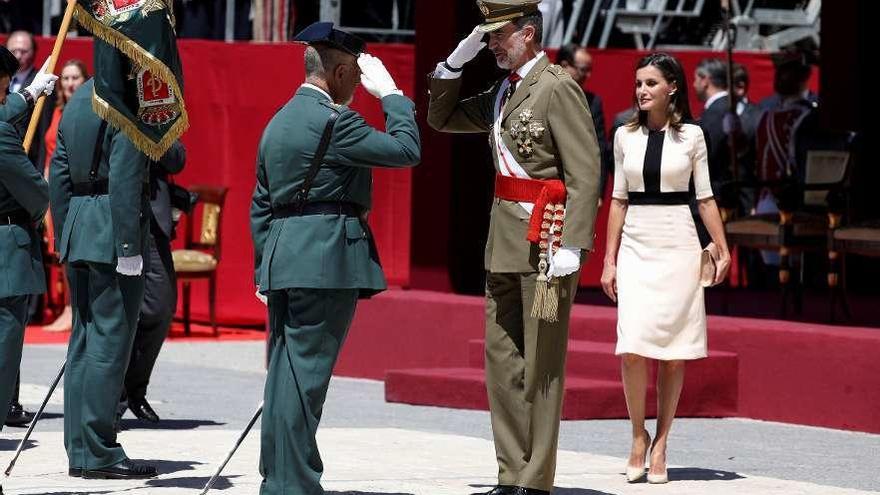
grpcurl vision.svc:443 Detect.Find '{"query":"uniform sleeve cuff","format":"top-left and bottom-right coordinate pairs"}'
top-left (433, 62), bottom-right (462, 80)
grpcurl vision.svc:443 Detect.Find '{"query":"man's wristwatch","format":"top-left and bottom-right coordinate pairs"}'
top-left (442, 61), bottom-right (463, 73)
top-left (17, 89), bottom-right (35, 109)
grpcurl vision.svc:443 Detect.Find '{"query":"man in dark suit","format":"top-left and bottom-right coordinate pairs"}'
top-left (556, 43), bottom-right (611, 201)
top-left (5, 31), bottom-right (55, 168)
top-left (118, 141), bottom-right (186, 425)
top-left (693, 58), bottom-right (738, 210)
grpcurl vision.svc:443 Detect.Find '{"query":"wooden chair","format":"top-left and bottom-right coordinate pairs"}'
top-left (172, 185), bottom-right (228, 336)
top-left (724, 149), bottom-right (851, 317)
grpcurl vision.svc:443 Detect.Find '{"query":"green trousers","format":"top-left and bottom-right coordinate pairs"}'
top-left (64, 262), bottom-right (144, 470)
top-left (0, 295), bottom-right (28, 432)
top-left (259, 288), bottom-right (358, 495)
top-left (484, 271), bottom-right (579, 492)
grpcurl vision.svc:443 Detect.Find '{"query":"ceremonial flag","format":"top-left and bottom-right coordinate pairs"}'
top-left (74, 0), bottom-right (187, 160)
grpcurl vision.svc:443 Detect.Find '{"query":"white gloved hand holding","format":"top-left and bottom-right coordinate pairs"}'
top-left (255, 287), bottom-right (268, 306)
top-left (548, 247), bottom-right (581, 279)
top-left (358, 53), bottom-right (402, 99)
top-left (24, 59), bottom-right (59, 100)
top-left (116, 255), bottom-right (144, 277)
top-left (446, 26), bottom-right (486, 69)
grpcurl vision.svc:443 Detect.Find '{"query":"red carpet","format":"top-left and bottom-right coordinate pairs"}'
top-left (24, 321), bottom-right (265, 345)
top-left (331, 289), bottom-right (880, 434)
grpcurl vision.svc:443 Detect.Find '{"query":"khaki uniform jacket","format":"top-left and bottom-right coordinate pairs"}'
top-left (427, 56), bottom-right (601, 273)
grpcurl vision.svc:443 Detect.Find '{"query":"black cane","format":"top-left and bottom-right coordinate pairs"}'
top-left (4, 360), bottom-right (66, 477)
top-left (200, 401), bottom-right (263, 495)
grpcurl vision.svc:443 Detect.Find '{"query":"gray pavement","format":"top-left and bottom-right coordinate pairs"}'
top-left (4, 341), bottom-right (878, 494)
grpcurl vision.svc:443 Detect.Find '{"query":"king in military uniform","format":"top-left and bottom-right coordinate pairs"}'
top-left (427, 1), bottom-right (602, 494)
top-left (250, 22), bottom-right (420, 495)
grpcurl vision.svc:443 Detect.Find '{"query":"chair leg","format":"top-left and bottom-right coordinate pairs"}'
top-left (182, 281), bottom-right (191, 336)
top-left (829, 249), bottom-right (841, 323)
top-left (779, 246), bottom-right (791, 319)
top-left (209, 274), bottom-right (218, 337)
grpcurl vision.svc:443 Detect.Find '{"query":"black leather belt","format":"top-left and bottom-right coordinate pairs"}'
top-left (627, 191), bottom-right (691, 205)
top-left (72, 180), bottom-right (109, 196)
top-left (274, 201), bottom-right (361, 218)
top-left (0, 209), bottom-right (31, 226)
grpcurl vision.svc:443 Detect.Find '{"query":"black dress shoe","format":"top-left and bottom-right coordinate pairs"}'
top-left (128, 397), bottom-right (160, 423)
top-left (5, 402), bottom-right (34, 427)
top-left (511, 488), bottom-right (550, 495)
top-left (472, 486), bottom-right (515, 495)
top-left (69, 467), bottom-right (83, 477)
top-left (82, 459), bottom-right (157, 479)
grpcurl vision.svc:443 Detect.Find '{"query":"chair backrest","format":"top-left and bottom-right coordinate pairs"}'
top-left (803, 150), bottom-right (850, 207)
top-left (183, 185), bottom-right (229, 262)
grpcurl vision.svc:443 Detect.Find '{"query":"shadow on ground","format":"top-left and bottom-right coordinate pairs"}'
top-left (119, 418), bottom-right (225, 430)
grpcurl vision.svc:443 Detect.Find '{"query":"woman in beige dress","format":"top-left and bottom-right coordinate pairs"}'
top-left (600, 52), bottom-right (731, 484)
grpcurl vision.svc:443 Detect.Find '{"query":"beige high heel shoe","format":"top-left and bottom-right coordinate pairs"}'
top-left (625, 429), bottom-right (651, 482)
top-left (647, 443), bottom-right (669, 484)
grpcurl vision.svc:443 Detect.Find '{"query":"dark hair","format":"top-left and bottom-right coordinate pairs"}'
top-left (772, 50), bottom-right (812, 96)
top-left (732, 62), bottom-right (748, 90)
top-left (556, 43), bottom-right (581, 66)
top-left (695, 58), bottom-right (728, 90)
top-left (0, 47), bottom-right (18, 79)
top-left (626, 52), bottom-right (693, 132)
top-left (513, 11), bottom-right (543, 46)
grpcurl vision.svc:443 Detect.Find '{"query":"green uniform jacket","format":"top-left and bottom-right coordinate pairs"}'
top-left (251, 86), bottom-right (420, 293)
top-left (0, 92), bottom-right (30, 126)
top-left (427, 57), bottom-right (601, 273)
top-left (0, 119), bottom-right (49, 298)
top-left (49, 80), bottom-right (150, 265)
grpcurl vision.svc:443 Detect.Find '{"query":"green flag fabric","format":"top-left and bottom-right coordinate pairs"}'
top-left (74, 0), bottom-right (187, 160)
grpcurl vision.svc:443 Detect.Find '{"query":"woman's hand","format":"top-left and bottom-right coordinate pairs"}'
top-left (714, 250), bottom-right (731, 286)
top-left (600, 260), bottom-right (618, 303)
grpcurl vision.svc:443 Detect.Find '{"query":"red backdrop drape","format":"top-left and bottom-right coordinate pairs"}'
top-left (28, 37), bottom-right (415, 326)
top-left (21, 37), bottom-right (817, 325)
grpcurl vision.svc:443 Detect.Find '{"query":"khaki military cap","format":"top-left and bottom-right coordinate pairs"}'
top-left (476, 0), bottom-right (541, 33)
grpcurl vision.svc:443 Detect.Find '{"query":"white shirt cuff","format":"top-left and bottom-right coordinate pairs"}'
top-left (433, 62), bottom-right (462, 80)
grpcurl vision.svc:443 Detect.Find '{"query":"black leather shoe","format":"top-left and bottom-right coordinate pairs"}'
top-left (82, 459), bottom-right (157, 479)
top-left (5, 402), bottom-right (34, 427)
top-left (68, 468), bottom-right (83, 477)
top-left (511, 488), bottom-right (550, 495)
top-left (472, 486), bottom-right (515, 495)
top-left (128, 397), bottom-right (160, 423)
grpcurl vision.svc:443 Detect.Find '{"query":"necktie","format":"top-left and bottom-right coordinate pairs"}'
top-left (501, 73), bottom-right (521, 109)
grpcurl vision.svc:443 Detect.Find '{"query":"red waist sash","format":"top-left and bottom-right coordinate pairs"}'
top-left (493, 174), bottom-right (566, 244)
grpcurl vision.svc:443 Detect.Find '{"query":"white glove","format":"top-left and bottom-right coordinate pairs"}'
top-left (24, 59), bottom-right (59, 99)
top-left (116, 255), bottom-right (143, 277)
top-left (358, 54), bottom-right (402, 99)
top-left (255, 288), bottom-right (268, 306)
top-left (446, 26), bottom-right (486, 69)
top-left (548, 247), bottom-right (581, 279)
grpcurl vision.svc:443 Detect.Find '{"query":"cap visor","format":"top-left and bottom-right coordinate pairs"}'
top-left (477, 20), bottom-right (511, 33)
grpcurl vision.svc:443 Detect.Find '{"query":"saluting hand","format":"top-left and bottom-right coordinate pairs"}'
top-left (358, 54), bottom-right (402, 99)
top-left (446, 26), bottom-right (486, 70)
